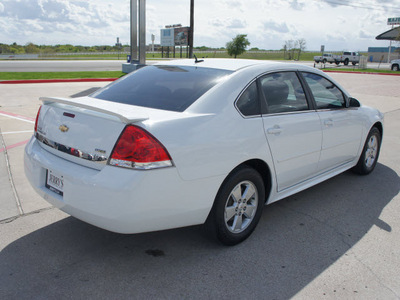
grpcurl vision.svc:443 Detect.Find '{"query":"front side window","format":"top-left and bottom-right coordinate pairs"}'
top-left (92, 66), bottom-right (233, 112)
top-left (260, 72), bottom-right (309, 114)
top-left (302, 72), bottom-right (346, 109)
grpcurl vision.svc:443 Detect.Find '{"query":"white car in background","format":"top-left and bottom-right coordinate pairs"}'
top-left (24, 59), bottom-right (383, 245)
top-left (391, 59), bottom-right (400, 71)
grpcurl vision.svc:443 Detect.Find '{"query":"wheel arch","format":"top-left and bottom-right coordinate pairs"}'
top-left (229, 159), bottom-right (273, 204)
top-left (372, 121), bottom-right (383, 141)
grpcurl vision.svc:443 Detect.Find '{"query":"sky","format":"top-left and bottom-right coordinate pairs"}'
top-left (0, 0), bottom-right (400, 51)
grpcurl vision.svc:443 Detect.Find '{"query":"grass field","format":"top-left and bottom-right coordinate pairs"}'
top-left (1, 51), bottom-right (398, 81)
top-left (322, 68), bottom-right (399, 74)
top-left (28, 51), bottom-right (342, 61)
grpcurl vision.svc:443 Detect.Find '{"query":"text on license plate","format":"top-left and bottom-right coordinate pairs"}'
top-left (46, 169), bottom-right (64, 196)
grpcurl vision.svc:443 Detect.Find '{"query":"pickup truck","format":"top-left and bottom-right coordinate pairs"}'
top-left (334, 52), bottom-right (361, 66)
top-left (314, 53), bottom-right (335, 64)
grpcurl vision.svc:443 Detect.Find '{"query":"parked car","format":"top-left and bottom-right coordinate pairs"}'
top-left (391, 59), bottom-right (400, 71)
top-left (314, 53), bottom-right (335, 64)
top-left (334, 51), bottom-right (361, 66)
top-left (25, 59), bottom-right (383, 245)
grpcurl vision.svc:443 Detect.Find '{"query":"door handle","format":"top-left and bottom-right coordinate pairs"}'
top-left (267, 125), bottom-right (282, 135)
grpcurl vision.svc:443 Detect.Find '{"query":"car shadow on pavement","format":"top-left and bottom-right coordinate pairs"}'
top-left (0, 163), bottom-right (398, 299)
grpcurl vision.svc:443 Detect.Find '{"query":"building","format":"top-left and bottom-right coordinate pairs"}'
top-left (367, 47), bottom-right (400, 62)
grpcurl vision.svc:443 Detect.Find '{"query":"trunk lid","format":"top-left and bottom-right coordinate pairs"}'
top-left (36, 96), bottom-right (150, 170)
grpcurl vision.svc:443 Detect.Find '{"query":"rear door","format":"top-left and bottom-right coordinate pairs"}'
top-left (260, 72), bottom-right (322, 192)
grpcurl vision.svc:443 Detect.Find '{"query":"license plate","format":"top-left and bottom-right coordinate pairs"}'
top-left (46, 169), bottom-right (64, 196)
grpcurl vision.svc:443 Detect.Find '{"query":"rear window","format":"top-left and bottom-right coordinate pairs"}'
top-left (92, 65), bottom-right (233, 112)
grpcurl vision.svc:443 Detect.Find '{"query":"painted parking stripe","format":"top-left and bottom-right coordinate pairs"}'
top-left (2, 130), bottom-right (33, 135)
top-left (0, 139), bottom-right (30, 153)
top-left (0, 111), bottom-right (35, 123)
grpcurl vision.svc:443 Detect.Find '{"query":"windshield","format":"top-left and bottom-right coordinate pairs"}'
top-left (91, 65), bottom-right (233, 112)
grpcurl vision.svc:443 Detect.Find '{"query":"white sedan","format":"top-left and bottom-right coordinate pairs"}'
top-left (24, 59), bottom-right (383, 245)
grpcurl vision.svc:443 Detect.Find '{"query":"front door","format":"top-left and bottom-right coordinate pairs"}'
top-left (260, 72), bottom-right (322, 192)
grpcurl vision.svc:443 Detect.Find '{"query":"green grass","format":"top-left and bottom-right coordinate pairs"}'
top-left (0, 71), bottom-right (125, 80)
top-left (322, 68), bottom-right (399, 74)
top-left (1, 61), bottom-right (396, 81)
top-left (40, 51), bottom-right (369, 61)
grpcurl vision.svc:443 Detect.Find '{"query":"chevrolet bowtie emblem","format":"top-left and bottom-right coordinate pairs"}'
top-left (59, 125), bottom-right (69, 132)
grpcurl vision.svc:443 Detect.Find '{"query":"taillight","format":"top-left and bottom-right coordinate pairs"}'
top-left (34, 105), bottom-right (42, 134)
top-left (109, 125), bottom-right (173, 170)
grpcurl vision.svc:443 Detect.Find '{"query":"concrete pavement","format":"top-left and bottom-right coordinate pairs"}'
top-left (0, 74), bottom-right (399, 299)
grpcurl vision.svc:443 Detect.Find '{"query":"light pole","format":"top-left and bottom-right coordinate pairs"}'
top-left (129, 0), bottom-right (145, 65)
top-left (189, 0), bottom-right (194, 58)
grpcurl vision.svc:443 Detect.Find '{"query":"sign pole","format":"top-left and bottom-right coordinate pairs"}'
top-left (138, 0), bottom-right (146, 65)
top-left (189, 0), bottom-right (194, 58)
top-left (130, 0), bottom-right (138, 63)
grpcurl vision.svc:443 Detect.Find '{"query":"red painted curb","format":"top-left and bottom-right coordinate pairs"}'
top-left (323, 70), bottom-right (400, 76)
top-left (0, 139), bottom-right (30, 153)
top-left (0, 78), bottom-right (118, 84)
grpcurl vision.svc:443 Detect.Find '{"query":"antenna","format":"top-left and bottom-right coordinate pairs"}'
top-left (194, 54), bottom-right (204, 64)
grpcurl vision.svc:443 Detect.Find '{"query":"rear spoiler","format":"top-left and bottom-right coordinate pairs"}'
top-left (40, 97), bottom-right (149, 124)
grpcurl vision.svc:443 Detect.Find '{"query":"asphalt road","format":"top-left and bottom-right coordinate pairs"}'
top-left (0, 73), bottom-right (399, 299)
top-left (0, 60), bottom-right (126, 72)
top-left (0, 59), bottom-right (393, 72)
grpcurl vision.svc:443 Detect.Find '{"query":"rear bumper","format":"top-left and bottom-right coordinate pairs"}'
top-left (24, 137), bottom-right (222, 234)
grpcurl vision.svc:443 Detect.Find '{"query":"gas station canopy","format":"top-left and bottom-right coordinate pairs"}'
top-left (376, 26), bottom-right (400, 41)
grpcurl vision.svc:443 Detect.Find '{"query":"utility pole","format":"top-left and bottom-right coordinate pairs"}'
top-left (124, 0), bottom-right (145, 72)
top-left (130, 0), bottom-right (138, 63)
top-left (188, 0), bottom-right (194, 58)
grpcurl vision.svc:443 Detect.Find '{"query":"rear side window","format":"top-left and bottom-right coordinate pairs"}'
top-left (302, 72), bottom-right (345, 109)
top-left (236, 81), bottom-right (260, 116)
top-left (92, 66), bottom-right (233, 112)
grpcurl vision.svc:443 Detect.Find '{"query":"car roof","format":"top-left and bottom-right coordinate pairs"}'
top-left (154, 58), bottom-right (282, 72)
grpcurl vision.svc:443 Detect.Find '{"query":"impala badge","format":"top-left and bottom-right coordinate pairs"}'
top-left (59, 125), bottom-right (69, 133)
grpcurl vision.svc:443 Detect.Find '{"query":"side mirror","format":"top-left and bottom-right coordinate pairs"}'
top-left (348, 97), bottom-right (360, 108)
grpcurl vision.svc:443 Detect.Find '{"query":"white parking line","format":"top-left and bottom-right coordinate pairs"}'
top-left (0, 112), bottom-right (35, 124)
top-left (2, 130), bottom-right (33, 135)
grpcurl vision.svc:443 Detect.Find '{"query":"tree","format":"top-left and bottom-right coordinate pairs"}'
top-left (226, 34), bottom-right (250, 58)
top-left (283, 38), bottom-right (306, 60)
top-left (25, 42), bottom-right (39, 53)
top-left (297, 38), bottom-right (306, 60)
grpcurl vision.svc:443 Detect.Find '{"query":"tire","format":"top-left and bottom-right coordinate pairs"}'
top-left (352, 62), bottom-right (357, 66)
top-left (205, 166), bottom-right (265, 246)
top-left (392, 64), bottom-right (400, 71)
top-left (335, 61), bottom-right (340, 65)
top-left (344, 58), bottom-right (349, 66)
top-left (352, 127), bottom-right (381, 175)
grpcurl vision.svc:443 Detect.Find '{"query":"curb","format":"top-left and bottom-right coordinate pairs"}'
top-left (323, 70), bottom-right (400, 76)
top-left (0, 78), bottom-right (118, 84)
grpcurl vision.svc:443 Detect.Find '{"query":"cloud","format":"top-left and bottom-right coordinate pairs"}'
top-left (263, 20), bottom-right (289, 33)
top-left (227, 19), bottom-right (246, 29)
top-left (359, 30), bottom-right (374, 39)
top-left (0, 0), bottom-right (396, 51)
top-left (209, 19), bottom-right (225, 28)
top-left (319, 0), bottom-right (342, 8)
top-left (290, 0), bottom-right (305, 10)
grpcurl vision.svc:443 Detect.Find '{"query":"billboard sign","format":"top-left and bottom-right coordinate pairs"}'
top-left (388, 17), bottom-right (400, 25)
top-left (160, 26), bottom-right (190, 46)
top-left (160, 28), bottom-right (175, 46)
top-left (174, 26), bottom-right (189, 46)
